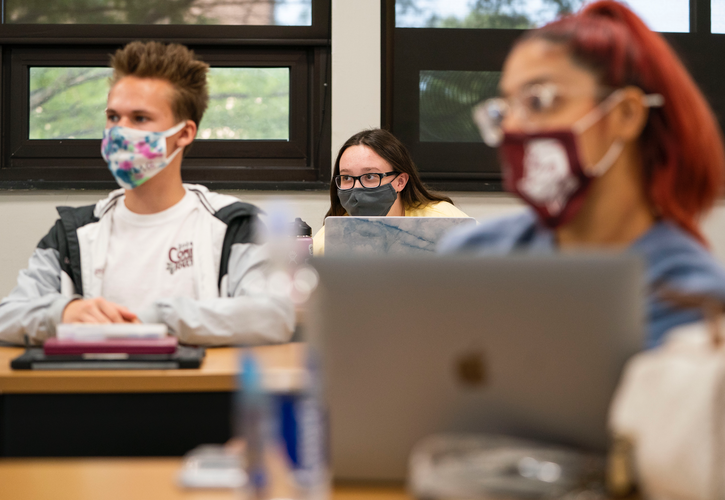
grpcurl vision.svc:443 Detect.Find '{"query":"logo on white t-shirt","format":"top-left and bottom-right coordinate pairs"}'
top-left (167, 242), bottom-right (194, 275)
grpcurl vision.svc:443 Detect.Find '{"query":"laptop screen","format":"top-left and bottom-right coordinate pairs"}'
top-left (324, 216), bottom-right (475, 256)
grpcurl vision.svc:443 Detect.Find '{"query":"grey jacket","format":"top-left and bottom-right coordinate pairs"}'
top-left (0, 185), bottom-right (295, 346)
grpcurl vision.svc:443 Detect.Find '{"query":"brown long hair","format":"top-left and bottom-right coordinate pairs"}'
top-left (324, 129), bottom-right (453, 219)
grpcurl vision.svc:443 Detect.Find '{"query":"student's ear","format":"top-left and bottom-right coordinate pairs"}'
top-left (611, 87), bottom-right (650, 142)
top-left (394, 173), bottom-right (409, 193)
top-left (176, 120), bottom-right (197, 150)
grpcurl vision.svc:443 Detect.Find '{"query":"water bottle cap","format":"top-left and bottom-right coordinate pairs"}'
top-left (292, 217), bottom-right (312, 237)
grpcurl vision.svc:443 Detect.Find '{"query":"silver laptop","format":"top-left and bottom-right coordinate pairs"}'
top-left (324, 216), bottom-right (475, 256)
top-left (309, 254), bottom-right (644, 482)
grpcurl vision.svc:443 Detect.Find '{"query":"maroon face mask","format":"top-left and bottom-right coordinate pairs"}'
top-left (499, 130), bottom-right (613, 228)
top-left (477, 89), bottom-right (663, 229)
top-left (498, 91), bottom-right (632, 229)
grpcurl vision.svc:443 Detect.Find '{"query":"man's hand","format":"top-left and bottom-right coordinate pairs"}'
top-left (62, 297), bottom-right (139, 324)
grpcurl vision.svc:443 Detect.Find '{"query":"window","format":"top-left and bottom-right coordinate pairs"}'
top-left (6, 0), bottom-right (313, 26)
top-left (395, 0), bottom-right (690, 32)
top-left (713, 0), bottom-right (725, 33)
top-left (29, 67), bottom-right (112, 140)
top-left (0, 0), bottom-right (331, 189)
top-left (385, 0), bottom-right (725, 191)
top-left (30, 66), bottom-right (291, 141)
top-left (419, 70), bottom-right (500, 143)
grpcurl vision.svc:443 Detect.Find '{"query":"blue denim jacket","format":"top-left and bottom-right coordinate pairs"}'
top-left (438, 210), bottom-right (725, 348)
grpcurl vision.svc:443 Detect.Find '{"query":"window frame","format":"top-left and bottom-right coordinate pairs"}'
top-left (0, 0), bottom-right (331, 190)
top-left (0, 1), bottom-right (330, 43)
top-left (383, 0), bottom-right (725, 192)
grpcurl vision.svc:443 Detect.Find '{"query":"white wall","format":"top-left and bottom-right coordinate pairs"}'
top-left (330, 0), bottom-right (381, 158)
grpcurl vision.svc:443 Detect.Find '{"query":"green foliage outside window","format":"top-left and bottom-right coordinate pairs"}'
top-left (30, 68), bottom-right (112, 140)
top-left (199, 68), bottom-right (289, 140)
top-left (29, 67), bottom-right (290, 141)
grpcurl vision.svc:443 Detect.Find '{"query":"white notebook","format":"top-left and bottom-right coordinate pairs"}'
top-left (56, 323), bottom-right (168, 340)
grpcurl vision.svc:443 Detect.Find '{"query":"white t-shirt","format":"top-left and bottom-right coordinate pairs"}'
top-left (101, 191), bottom-right (201, 314)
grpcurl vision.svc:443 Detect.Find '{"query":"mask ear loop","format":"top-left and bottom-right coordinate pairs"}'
top-left (163, 121), bottom-right (188, 137)
top-left (572, 90), bottom-right (627, 135)
top-left (164, 146), bottom-right (184, 164)
top-left (588, 140), bottom-right (625, 177)
top-left (572, 91), bottom-right (665, 135)
top-left (163, 121), bottom-right (190, 162)
top-left (573, 91), bottom-right (665, 177)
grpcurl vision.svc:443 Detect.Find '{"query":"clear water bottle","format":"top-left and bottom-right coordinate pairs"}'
top-left (238, 204), bottom-right (327, 500)
top-left (291, 218), bottom-right (313, 266)
top-left (238, 350), bottom-right (329, 500)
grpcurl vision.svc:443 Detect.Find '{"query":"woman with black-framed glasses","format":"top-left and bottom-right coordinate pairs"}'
top-left (314, 128), bottom-right (468, 255)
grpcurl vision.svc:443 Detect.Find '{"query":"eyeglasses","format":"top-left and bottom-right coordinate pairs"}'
top-left (335, 171), bottom-right (399, 190)
top-left (472, 83), bottom-right (611, 147)
top-left (473, 84), bottom-right (664, 148)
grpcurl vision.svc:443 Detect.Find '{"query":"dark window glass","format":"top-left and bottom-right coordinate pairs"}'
top-left (7, 0), bottom-right (312, 26)
top-left (419, 70), bottom-right (500, 143)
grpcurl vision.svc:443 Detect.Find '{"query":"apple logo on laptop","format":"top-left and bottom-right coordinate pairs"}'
top-left (455, 351), bottom-right (487, 387)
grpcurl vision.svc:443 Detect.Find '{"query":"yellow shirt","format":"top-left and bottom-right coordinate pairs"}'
top-left (312, 201), bottom-right (469, 255)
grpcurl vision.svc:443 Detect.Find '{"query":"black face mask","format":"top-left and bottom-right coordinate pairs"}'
top-left (337, 183), bottom-right (398, 216)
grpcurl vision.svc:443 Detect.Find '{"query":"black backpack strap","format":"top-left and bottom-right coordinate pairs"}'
top-left (215, 202), bottom-right (263, 291)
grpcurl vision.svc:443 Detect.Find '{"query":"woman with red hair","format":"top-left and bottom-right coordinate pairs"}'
top-left (440, 1), bottom-right (725, 347)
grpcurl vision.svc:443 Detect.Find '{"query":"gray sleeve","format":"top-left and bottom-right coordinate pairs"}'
top-left (137, 243), bottom-right (295, 346)
top-left (0, 247), bottom-right (75, 345)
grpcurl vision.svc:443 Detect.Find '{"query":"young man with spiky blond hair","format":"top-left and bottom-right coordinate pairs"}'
top-left (0, 41), bottom-right (294, 346)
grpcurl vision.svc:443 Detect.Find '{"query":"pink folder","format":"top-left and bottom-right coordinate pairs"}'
top-left (44, 337), bottom-right (178, 355)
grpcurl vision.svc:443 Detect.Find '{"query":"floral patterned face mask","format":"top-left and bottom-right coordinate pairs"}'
top-left (101, 121), bottom-right (186, 190)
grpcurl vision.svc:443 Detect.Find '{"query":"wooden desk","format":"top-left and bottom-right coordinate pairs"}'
top-left (0, 458), bottom-right (413, 500)
top-left (0, 344), bottom-right (305, 458)
top-left (0, 343), bottom-right (305, 394)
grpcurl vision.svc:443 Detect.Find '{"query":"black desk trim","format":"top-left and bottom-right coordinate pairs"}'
top-left (0, 391), bottom-right (234, 457)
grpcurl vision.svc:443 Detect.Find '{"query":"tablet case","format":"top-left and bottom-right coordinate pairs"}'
top-left (11, 346), bottom-right (205, 370)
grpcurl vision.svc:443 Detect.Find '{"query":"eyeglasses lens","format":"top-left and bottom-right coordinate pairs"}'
top-left (361, 174), bottom-right (382, 188)
top-left (336, 174), bottom-right (383, 190)
top-left (474, 99), bottom-right (507, 147)
top-left (336, 176), bottom-right (352, 189)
